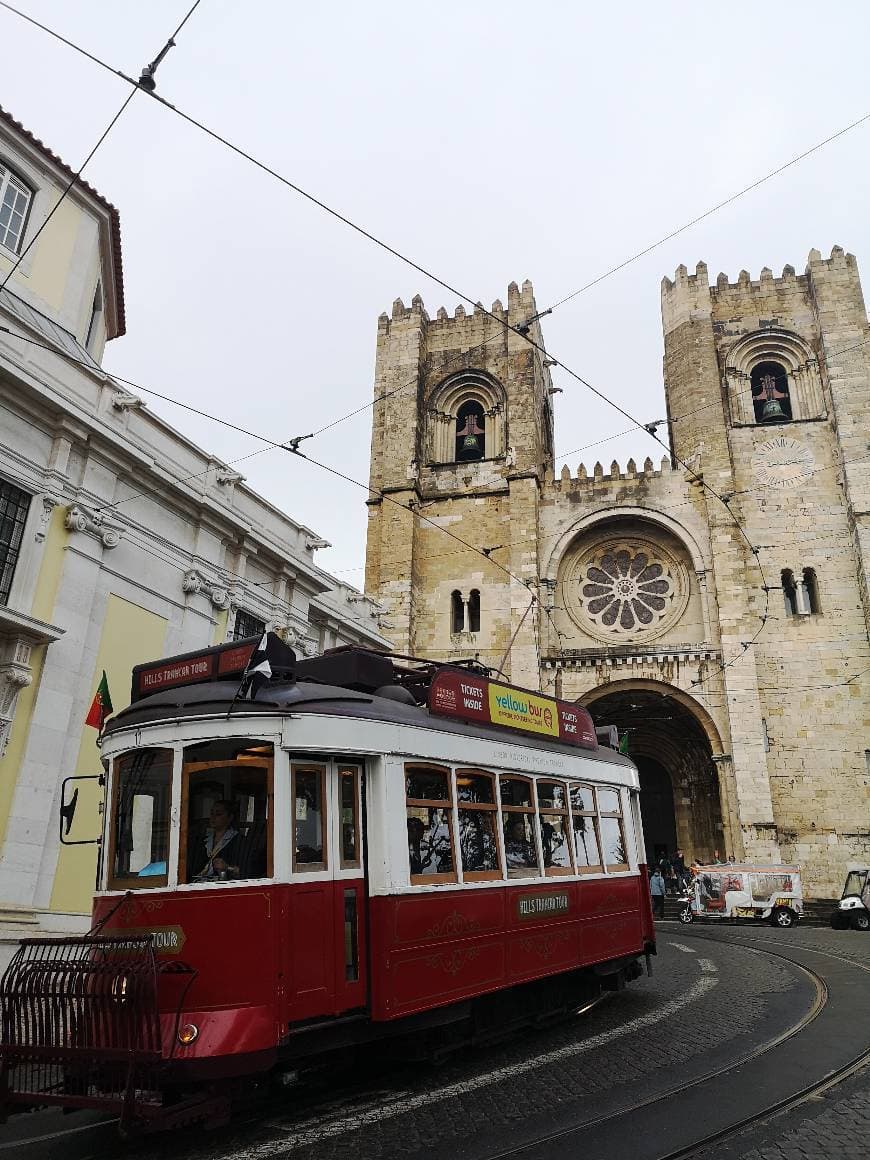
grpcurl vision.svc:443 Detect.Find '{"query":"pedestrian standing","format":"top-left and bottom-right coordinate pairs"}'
top-left (672, 847), bottom-right (688, 890)
top-left (650, 868), bottom-right (666, 919)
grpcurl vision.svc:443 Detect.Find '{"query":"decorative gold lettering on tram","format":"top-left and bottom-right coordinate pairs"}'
top-left (516, 892), bottom-right (570, 920)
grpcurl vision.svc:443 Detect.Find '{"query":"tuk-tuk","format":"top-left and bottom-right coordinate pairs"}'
top-left (830, 866), bottom-right (870, 930)
top-left (679, 864), bottom-right (802, 927)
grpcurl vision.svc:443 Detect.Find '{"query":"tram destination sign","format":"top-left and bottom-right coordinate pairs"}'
top-left (131, 638), bottom-right (257, 700)
top-left (428, 671), bottom-right (596, 749)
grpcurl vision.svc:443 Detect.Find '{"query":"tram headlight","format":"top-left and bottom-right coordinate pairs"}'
top-left (177, 1023), bottom-right (199, 1046)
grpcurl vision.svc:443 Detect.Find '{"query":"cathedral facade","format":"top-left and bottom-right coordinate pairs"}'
top-left (365, 248), bottom-right (870, 897)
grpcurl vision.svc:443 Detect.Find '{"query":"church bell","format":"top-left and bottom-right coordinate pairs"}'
top-left (760, 397), bottom-right (788, 423)
top-left (459, 432), bottom-right (482, 459)
top-left (753, 372), bottom-right (789, 424)
top-left (456, 412), bottom-right (485, 460)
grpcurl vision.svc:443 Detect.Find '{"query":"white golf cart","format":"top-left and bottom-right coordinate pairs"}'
top-left (679, 864), bottom-right (803, 928)
top-left (830, 866), bottom-right (870, 931)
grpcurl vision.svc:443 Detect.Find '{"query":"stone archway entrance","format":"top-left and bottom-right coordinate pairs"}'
top-left (581, 682), bottom-right (730, 865)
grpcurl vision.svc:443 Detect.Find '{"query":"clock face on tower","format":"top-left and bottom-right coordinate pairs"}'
top-left (751, 435), bottom-right (816, 490)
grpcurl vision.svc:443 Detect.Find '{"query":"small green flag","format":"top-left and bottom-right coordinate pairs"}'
top-left (618, 731), bottom-right (630, 754)
top-left (86, 670), bottom-right (113, 731)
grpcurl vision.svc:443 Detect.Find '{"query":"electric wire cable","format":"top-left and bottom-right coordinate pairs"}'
top-left (0, 0), bottom-right (203, 295)
top-left (8, 3), bottom-right (869, 686)
top-left (0, 89), bottom-right (136, 294)
top-left (533, 114), bottom-right (870, 319)
top-left (5, 318), bottom-right (867, 615)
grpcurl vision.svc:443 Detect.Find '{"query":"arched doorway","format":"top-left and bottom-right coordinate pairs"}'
top-left (635, 756), bottom-right (677, 865)
top-left (581, 681), bottom-right (731, 865)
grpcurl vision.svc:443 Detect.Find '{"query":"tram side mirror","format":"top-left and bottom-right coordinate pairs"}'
top-left (59, 774), bottom-right (105, 846)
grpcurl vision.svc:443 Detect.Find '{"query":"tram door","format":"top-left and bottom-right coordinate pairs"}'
top-left (289, 762), bottom-right (367, 1018)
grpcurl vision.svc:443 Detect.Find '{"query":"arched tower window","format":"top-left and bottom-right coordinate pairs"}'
top-left (781, 569), bottom-right (797, 616)
top-left (802, 567), bottom-right (820, 614)
top-left (455, 401), bottom-right (485, 462)
top-left (451, 590), bottom-right (464, 634)
top-left (467, 589), bottom-right (481, 633)
top-left (724, 329), bottom-right (824, 425)
top-left (751, 361), bottom-right (792, 424)
top-left (425, 371), bottom-right (506, 465)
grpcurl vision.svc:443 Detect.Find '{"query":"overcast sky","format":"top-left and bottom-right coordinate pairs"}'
top-left (3, 1), bottom-right (870, 581)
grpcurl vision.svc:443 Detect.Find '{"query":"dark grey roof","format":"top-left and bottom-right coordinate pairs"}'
top-left (104, 679), bottom-right (633, 769)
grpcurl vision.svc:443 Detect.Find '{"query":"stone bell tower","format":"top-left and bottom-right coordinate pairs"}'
top-left (660, 247), bottom-right (870, 883)
top-left (364, 281), bottom-right (554, 685)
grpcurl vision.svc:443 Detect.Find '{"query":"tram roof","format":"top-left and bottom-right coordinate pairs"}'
top-left (103, 678), bottom-right (633, 769)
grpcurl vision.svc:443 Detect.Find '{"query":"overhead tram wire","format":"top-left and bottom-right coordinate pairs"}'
top-left (531, 111), bottom-right (870, 322)
top-left (0, 0), bottom-right (204, 295)
top-left (7, 20), bottom-right (865, 694)
top-left (0, 3), bottom-right (863, 518)
top-left (12, 293), bottom-right (870, 660)
top-left (0, 4), bottom-right (845, 552)
top-left (7, 11), bottom-right (835, 677)
top-left (8, 0), bottom-right (869, 355)
top-left (0, 90), bottom-right (135, 293)
top-left (1, 329), bottom-right (540, 642)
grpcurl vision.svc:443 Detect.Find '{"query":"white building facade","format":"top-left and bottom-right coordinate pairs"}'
top-left (0, 106), bottom-right (386, 963)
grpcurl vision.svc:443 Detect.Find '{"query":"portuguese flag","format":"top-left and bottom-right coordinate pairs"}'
top-left (85, 670), bottom-right (113, 732)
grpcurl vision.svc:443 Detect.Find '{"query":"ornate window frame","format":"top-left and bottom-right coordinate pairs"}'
top-left (723, 329), bottom-right (826, 425)
top-left (425, 370), bottom-right (506, 464)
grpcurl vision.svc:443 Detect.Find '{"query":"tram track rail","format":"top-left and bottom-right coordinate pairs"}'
top-left (209, 931), bottom-right (864, 1160)
top-left (3, 933), bottom-right (867, 1159)
top-left (477, 931), bottom-right (869, 1160)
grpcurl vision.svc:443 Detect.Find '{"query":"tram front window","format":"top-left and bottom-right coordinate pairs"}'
top-left (181, 739), bottom-right (273, 883)
top-left (109, 748), bottom-right (172, 890)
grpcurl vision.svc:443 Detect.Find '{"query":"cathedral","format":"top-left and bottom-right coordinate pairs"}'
top-left (364, 247), bottom-right (870, 897)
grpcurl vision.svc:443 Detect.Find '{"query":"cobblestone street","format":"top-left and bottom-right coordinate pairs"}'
top-left (4, 924), bottom-right (865, 1160)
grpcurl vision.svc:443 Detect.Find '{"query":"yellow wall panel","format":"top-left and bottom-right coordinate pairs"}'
top-left (49, 595), bottom-right (168, 914)
top-left (28, 197), bottom-right (80, 312)
top-left (0, 507), bottom-right (69, 848)
top-left (212, 608), bottom-right (228, 645)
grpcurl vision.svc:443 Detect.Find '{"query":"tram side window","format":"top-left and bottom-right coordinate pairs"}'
top-left (456, 769), bottom-right (501, 880)
top-left (569, 783), bottom-right (602, 873)
top-left (537, 781), bottom-right (574, 875)
top-left (109, 748), bottom-right (173, 890)
top-left (500, 775), bottom-right (540, 878)
top-left (339, 767), bottom-right (361, 869)
top-left (181, 739), bottom-right (272, 883)
top-left (293, 766), bottom-right (327, 871)
top-left (405, 764), bottom-right (457, 884)
top-left (597, 787), bottom-right (629, 872)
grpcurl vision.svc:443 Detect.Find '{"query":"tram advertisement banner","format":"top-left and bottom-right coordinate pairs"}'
top-left (429, 671), bottom-right (596, 749)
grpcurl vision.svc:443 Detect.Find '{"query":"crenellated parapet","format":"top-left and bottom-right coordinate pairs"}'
top-left (376, 279), bottom-right (537, 339)
top-left (549, 454), bottom-right (677, 492)
top-left (661, 246), bottom-right (863, 337)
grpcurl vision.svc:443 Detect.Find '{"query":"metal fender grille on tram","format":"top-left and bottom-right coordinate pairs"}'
top-left (0, 935), bottom-right (162, 1116)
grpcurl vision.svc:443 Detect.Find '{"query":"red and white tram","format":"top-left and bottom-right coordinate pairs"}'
top-left (0, 637), bottom-right (656, 1130)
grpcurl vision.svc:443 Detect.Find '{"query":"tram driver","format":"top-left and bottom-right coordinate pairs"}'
top-left (191, 799), bottom-right (242, 881)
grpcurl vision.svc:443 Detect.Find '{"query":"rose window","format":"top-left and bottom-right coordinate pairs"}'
top-left (581, 548), bottom-right (674, 633)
